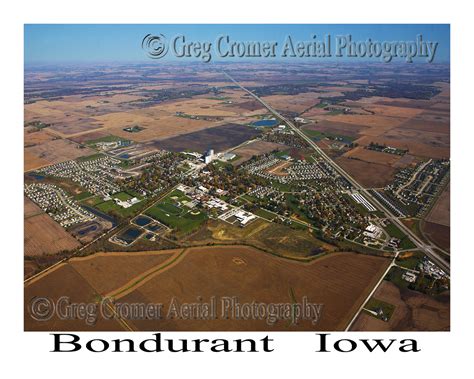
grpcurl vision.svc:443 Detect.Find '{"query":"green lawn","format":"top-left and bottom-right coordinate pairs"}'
top-left (94, 191), bottom-right (144, 218)
top-left (365, 298), bottom-right (396, 321)
top-left (85, 135), bottom-right (130, 146)
top-left (396, 251), bottom-right (425, 270)
top-left (254, 208), bottom-right (277, 221)
top-left (385, 222), bottom-right (416, 249)
top-left (74, 191), bottom-right (93, 201)
top-left (145, 189), bottom-right (207, 234)
top-left (76, 153), bottom-right (106, 162)
top-left (145, 206), bottom-right (207, 234)
top-left (302, 128), bottom-right (354, 143)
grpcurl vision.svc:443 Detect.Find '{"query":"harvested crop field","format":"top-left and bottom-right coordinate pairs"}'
top-left (422, 221), bottom-right (450, 251)
top-left (24, 264), bottom-right (123, 331)
top-left (335, 156), bottom-right (396, 188)
top-left (24, 138), bottom-right (96, 171)
top-left (302, 120), bottom-right (367, 138)
top-left (355, 133), bottom-right (449, 160)
top-left (106, 113), bottom-right (222, 142)
top-left (24, 198), bottom-right (81, 256)
top-left (350, 281), bottom-right (450, 331)
top-left (69, 251), bottom-right (177, 295)
top-left (151, 123), bottom-right (260, 153)
top-left (117, 246), bottom-right (391, 331)
top-left (262, 93), bottom-right (324, 113)
top-left (343, 146), bottom-right (402, 166)
top-left (425, 183), bottom-right (450, 226)
top-left (24, 246), bottom-right (390, 331)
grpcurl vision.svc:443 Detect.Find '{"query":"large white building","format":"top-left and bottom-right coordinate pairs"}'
top-left (203, 149), bottom-right (214, 164)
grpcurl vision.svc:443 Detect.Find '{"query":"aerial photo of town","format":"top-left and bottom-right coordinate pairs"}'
top-left (24, 25), bottom-right (450, 331)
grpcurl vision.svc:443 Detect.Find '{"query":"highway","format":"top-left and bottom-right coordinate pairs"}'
top-left (225, 72), bottom-right (450, 274)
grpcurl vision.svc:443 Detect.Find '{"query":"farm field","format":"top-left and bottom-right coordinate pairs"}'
top-left (118, 246), bottom-right (391, 331)
top-left (24, 264), bottom-right (123, 331)
top-left (425, 183), bottom-right (450, 227)
top-left (342, 146), bottom-right (403, 166)
top-left (335, 156), bottom-right (397, 188)
top-left (422, 221), bottom-right (450, 251)
top-left (24, 197), bottom-right (81, 256)
top-left (24, 137), bottom-right (96, 171)
top-left (230, 140), bottom-right (286, 165)
top-left (25, 246), bottom-right (390, 331)
top-left (69, 251), bottom-right (178, 294)
top-left (350, 280), bottom-right (449, 331)
top-left (151, 123), bottom-right (261, 153)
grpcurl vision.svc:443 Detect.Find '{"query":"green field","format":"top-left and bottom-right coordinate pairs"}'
top-left (94, 191), bottom-right (144, 218)
top-left (74, 191), bottom-right (93, 201)
top-left (285, 194), bottom-right (313, 224)
top-left (254, 208), bottom-right (277, 221)
top-left (385, 222), bottom-right (416, 249)
top-left (76, 153), bottom-right (106, 162)
top-left (145, 190), bottom-right (207, 234)
top-left (396, 251), bottom-right (425, 270)
top-left (302, 128), bottom-right (354, 144)
top-left (85, 135), bottom-right (131, 146)
top-left (384, 266), bottom-right (412, 290)
top-left (364, 297), bottom-right (396, 321)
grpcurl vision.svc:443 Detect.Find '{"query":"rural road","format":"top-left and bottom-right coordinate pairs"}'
top-left (224, 72), bottom-right (450, 275)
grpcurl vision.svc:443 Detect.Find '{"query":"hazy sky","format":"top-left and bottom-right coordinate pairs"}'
top-left (24, 24), bottom-right (450, 64)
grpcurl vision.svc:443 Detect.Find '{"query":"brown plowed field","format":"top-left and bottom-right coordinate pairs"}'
top-left (425, 183), bottom-right (450, 227)
top-left (350, 281), bottom-right (450, 331)
top-left (24, 200), bottom-right (81, 257)
top-left (24, 246), bottom-right (390, 331)
top-left (335, 156), bottom-right (396, 188)
top-left (117, 246), bottom-right (390, 331)
top-left (69, 251), bottom-right (178, 294)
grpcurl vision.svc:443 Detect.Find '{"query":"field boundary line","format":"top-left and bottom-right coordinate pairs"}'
top-left (107, 248), bottom-right (189, 300)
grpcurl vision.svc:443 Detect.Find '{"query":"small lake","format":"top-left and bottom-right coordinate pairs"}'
top-left (252, 119), bottom-right (278, 127)
top-left (116, 226), bottom-right (143, 245)
top-left (134, 215), bottom-right (152, 226)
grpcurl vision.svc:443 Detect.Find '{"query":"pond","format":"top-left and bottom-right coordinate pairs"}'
top-left (252, 119), bottom-right (278, 127)
top-left (116, 226), bottom-right (143, 245)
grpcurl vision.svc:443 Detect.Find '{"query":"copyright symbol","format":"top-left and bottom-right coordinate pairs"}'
top-left (142, 34), bottom-right (168, 59)
top-left (28, 297), bottom-right (55, 321)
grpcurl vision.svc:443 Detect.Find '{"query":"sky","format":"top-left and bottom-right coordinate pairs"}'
top-left (24, 24), bottom-right (450, 64)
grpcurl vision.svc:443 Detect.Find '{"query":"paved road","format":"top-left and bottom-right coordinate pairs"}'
top-left (345, 258), bottom-right (397, 331)
top-left (225, 72), bottom-right (450, 274)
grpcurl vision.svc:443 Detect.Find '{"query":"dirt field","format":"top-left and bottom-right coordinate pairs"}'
top-left (350, 281), bottom-right (450, 331)
top-left (335, 156), bottom-right (396, 188)
top-left (24, 246), bottom-right (390, 331)
top-left (24, 138), bottom-right (96, 172)
top-left (117, 246), bottom-right (391, 331)
top-left (422, 221), bottom-right (450, 251)
top-left (231, 140), bottom-right (286, 165)
top-left (24, 197), bottom-right (81, 256)
top-left (355, 134), bottom-right (449, 160)
top-left (343, 146), bottom-right (402, 166)
top-left (24, 264), bottom-right (123, 331)
top-left (425, 183), bottom-right (450, 226)
top-left (69, 251), bottom-right (177, 294)
top-left (25, 89), bottom-right (263, 144)
top-left (262, 92), bottom-right (325, 113)
top-left (302, 120), bottom-right (368, 138)
top-left (186, 218), bottom-right (336, 259)
top-left (151, 123), bottom-right (261, 153)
